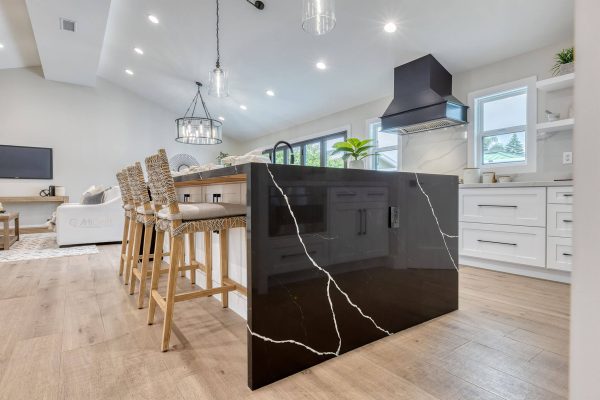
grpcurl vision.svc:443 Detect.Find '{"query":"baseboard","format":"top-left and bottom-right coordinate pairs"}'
top-left (459, 255), bottom-right (571, 284)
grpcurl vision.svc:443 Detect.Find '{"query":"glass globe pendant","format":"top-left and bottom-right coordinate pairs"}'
top-left (208, 0), bottom-right (229, 97)
top-left (302, 0), bottom-right (336, 36)
top-left (175, 82), bottom-right (223, 145)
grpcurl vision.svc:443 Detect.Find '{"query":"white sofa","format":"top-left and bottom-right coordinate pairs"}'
top-left (56, 187), bottom-right (125, 246)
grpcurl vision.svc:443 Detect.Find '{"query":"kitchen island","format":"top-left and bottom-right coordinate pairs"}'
top-left (174, 163), bottom-right (459, 390)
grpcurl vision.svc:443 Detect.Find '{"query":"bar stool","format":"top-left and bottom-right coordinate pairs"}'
top-left (125, 162), bottom-right (197, 308)
top-left (125, 162), bottom-right (159, 308)
top-left (115, 170), bottom-right (135, 280)
top-left (145, 149), bottom-right (247, 351)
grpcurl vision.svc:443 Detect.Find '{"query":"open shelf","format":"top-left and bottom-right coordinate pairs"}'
top-left (537, 73), bottom-right (575, 92)
top-left (536, 118), bottom-right (575, 133)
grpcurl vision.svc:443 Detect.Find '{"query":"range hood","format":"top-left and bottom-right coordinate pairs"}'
top-left (381, 54), bottom-right (468, 135)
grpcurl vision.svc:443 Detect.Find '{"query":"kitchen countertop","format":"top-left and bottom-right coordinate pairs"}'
top-left (460, 180), bottom-right (573, 188)
top-left (174, 162), bottom-right (459, 390)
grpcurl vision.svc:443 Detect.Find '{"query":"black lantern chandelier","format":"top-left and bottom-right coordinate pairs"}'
top-left (175, 82), bottom-right (222, 145)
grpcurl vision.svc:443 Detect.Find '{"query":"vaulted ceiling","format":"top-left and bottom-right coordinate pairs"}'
top-left (0, 0), bottom-right (574, 139)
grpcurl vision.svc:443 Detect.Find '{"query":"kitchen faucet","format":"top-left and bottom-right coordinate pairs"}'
top-left (271, 141), bottom-right (295, 164)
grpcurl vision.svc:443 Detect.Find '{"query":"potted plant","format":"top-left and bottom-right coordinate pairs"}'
top-left (216, 151), bottom-right (229, 165)
top-left (552, 47), bottom-right (574, 76)
top-left (331, 138), bottom-right (377, 169)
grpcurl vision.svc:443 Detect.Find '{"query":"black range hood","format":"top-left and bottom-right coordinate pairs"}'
top-left (381, 54), bottom-right (468, 135)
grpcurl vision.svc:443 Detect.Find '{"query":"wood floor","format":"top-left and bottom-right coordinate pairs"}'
top-left (0, 245), bottom-right (570, 400)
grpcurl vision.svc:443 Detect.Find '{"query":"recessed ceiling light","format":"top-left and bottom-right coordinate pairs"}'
top-left (384, 22), bottom-right (397, 33)
top-left (0, 43), bottom-right (4, 49)
top-left (316, 61), bottom-right (327, 70)
top-left (218, 116), bottom-right (225, 121)
top-left (125, 69), bottom-right (134, 75)
top-left (148, 15), bottom-right (159, 24)
top-left (134, 47), bottom-right (144, 55)
top-left (266, 90), bottom-right (275, 97)
top-left (240, 105), bottom-right (248, 110)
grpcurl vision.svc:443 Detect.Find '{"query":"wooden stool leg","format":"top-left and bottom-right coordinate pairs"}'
top-left (220, 229), bottom-right (229, 308)
top-left (128, 221), bottom-right (143, 294)
top-left (162, 235), bottom-right (182, 352)
top-left (2, 221), bottom-right (8, 250)
top-left (188, 233), bottom-right (197, 285)
top-left (180, 235), bottom-right (187, 278)
top-left (137, 224), bottom-right (154, 308)
top-left (147, 229), bottom-right (165, 325)
top-left (123, 216), bottom-right (137, 284)
top-left (119, 215), bottom-right (130, 276)
top-left (205, 231), bottom-right (212, 291)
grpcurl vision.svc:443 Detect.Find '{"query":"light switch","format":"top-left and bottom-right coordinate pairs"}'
top-left (563, 152), bottom-right (573, 165)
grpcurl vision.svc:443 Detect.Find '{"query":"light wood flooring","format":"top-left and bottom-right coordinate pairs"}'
top-left (0, 244), bottom-right (569, 400)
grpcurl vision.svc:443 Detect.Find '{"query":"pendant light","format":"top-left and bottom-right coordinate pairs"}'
top-left (176, 82), bottom-right (223, 145)
top-left (302, 0), bottom-right (336, 36)
top-left (208, 0), bottom-right (229, 97)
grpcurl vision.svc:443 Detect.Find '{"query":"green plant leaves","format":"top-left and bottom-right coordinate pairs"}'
top-left (331, 137), bottom-right (377, 160)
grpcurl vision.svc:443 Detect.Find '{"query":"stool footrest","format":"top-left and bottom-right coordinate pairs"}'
top-left (174, 285), bottom-right (236, 303)
top-left (222, 277), bottom-right (247, 296)
top-left (151, 290), bottom-right (167, 311)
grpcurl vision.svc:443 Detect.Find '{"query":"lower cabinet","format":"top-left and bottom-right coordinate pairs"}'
top-left (459, 185), bottom-right (573, 281)
top-left (546, 236), bottom-right (573, 272)
top-left (459, 222), bottom-right (546, 268)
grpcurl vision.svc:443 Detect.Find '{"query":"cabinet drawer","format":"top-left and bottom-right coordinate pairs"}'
top-left (547, 204), bottom-right (573, 238)
top-left (547, 187), bottom-right (574, 204)
top-left (329, 187), bottom-right (388, 203)
top-left (547, 236), bottom-right (573, 272)
top-left (459, 222), bottom-right (546, 267)
top-left (459, 188), bottom-right (546, 227)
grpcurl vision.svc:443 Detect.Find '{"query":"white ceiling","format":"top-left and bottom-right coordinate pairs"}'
top-left (26, 0), bottom-right (111, 86)
top-left (1, 0), bottom-right (573, 140)
top-left (0, 0), bottom-right (39, 69)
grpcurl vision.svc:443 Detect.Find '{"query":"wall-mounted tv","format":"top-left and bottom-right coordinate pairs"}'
top-left (0, 145), bottom-right (53, 179)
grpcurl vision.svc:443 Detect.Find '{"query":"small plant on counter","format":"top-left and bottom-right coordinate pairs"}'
top-left (216, 151), bottom-right (229, 165)
top-left (331, 138), bottom-right (376, 161)
top-left (552, 47), bottom-right (574, 76)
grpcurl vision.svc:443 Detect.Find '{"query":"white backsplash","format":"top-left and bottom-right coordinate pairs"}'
top-left (401, 126), bottom-right (573, 182)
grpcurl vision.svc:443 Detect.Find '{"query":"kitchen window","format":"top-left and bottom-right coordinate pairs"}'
top-left (263, 131), bottom-right (347, 168)
top-left (368, 119), bottom-right (400, 171)
top-left (468, 77), bottom-right (537, 173)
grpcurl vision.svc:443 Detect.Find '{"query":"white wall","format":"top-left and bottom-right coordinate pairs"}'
top-left (241, 41), bottom-right (574, 182)
top-left (570, 0), bottom-right (600, 397)
top-left (0, 67), bottom-right (241, 225)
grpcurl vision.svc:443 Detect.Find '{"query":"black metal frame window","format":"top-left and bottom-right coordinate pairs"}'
top-left (263, 131), bottom-right (347, 168)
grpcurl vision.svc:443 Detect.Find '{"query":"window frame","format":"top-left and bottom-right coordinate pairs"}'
top-left (366, 117), bottom-right (402, 171)
top-left (467, 76), bottom-right (537, 174)
top-left (262, 130), bottom-right (348, 168)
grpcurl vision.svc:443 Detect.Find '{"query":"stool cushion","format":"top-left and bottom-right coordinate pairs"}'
top-left (123, 204), bottom-right (134, 211)
top-left (157, 203), bottom-right (246, 221)
top-left (136, 205), bottom-right (155, 215)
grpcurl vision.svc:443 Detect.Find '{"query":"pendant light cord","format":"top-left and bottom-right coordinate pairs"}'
top-left (215, 0), bottom-right (221, 68)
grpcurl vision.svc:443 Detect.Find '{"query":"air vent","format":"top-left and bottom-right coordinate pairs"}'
top-left (59, 18), bottom-right (76, 32)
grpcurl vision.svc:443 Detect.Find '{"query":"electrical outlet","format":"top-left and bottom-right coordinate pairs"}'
top-left (563, 152), bottom-right (573, 165)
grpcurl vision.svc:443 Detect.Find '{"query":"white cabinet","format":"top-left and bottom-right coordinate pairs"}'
top-left (460, 222), bottom-right (546, 268)
top-left (547, 204), bottom-right (574, 238)
top-left (459, 187), bottom-right (546, 227)
top-left (547, 187), bottom-right (574, 204)
top-left (547, 236), bottom-right (573, 272)
top-left (459, 185), bottom-right (573, 281)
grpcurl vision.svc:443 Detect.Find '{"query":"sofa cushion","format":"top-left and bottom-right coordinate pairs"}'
top-left (82, 191), bottom-right (105, 205)
top-left (157, 203), bottom-right (246, 221)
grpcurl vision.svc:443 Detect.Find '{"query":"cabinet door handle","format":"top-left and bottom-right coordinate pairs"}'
top-left (477, 239), bottom-right (517, 246)
top-left (562, 253), bottom-right (573, 257)
top-left (478, 204), bottom-right (518, 208)
top-left (562, 219), bottom-right (573, 223)
top-left (337, 193), bottom-right (357, 197)
top-left (357, 209), bottom-right (363, 235)
top-left (362, 208), bottom-right (367, 235)
top-left (563, 194), bottom-right (573, 197)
